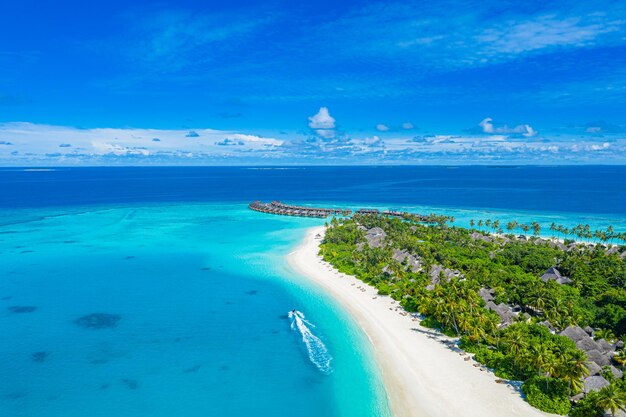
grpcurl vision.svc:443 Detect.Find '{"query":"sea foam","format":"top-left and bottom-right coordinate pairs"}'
top-left (288, 310), bottom-right (333, 374)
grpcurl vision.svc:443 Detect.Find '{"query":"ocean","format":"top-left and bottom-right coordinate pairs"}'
top-left (1, 166), bottom-right (624, 417)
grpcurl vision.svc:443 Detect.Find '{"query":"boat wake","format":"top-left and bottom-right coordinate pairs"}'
top-left (288, 310), bottom-right (333, 374)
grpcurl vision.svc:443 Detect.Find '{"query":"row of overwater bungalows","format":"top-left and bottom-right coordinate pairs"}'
top-left (249, 201), bottom-right (419, 220)
top-left (248, 201), bottom-right (352, 218)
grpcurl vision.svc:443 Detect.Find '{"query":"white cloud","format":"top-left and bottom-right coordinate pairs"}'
top-left (401, 122), bottom-right (414, 130)
top-left (314, 129), bottom-right (336, 139)
top-left (308, 107), bottom-right (335, 129)
top-left (363, 135), bottom-right (382, 145)
top-left (0, 122), bottom-right (283, 162)
top-left (475, 16), bottom-right (618, 57)
top-left (479, 117), bottom-right (537, 137)
top-left (308, 107), bottom-right (337, 139)
top-left (376, 124), bottom-right (390, 132)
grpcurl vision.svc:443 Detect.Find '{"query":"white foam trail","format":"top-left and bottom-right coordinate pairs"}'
top-left (288, 310), bottom-right (333, 374)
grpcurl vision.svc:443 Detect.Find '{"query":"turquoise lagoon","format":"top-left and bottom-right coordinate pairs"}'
top-left (0, 203), bottom-right (391, 417)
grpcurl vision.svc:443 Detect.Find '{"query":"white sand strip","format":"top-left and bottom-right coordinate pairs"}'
top-left (288, 226), bottom-right (552, 417)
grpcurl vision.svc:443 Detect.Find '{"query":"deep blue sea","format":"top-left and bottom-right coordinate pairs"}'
top-left (1, 166), bottom-right (625, 417)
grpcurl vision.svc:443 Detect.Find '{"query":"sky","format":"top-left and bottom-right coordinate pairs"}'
top-left (0, 0), bottom-right (625, 165)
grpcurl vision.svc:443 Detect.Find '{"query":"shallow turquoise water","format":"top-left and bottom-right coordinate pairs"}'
top-left (1, 198), bottom-right (624, 417)
top-left (0, 203), bottom-right (391, 417)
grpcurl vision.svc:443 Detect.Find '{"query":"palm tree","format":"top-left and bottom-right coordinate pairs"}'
top-left (530, 344), bottom-right (552, 379)
top-left (558, 350), bottom-right (588, 394)
top-left (596, 383), bottom-right (626, 417)
top-left (470, 219), bottom-right (475, 227)
top-left (507, 220), bottom-right (518, 233)
top-left (549, 222), bottom-right (557, 238)
top-left (607, 225), bottom-right (615, 243)
top-left (505, 330), bottom-right (528, 366)
top-left (531, 221), bottom-right (541, 237)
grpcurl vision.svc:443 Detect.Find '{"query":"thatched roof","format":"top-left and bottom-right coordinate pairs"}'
top-left (478, 288), bottom-right (495, 303)
top-left (606, 246), bottom-right (621, 255)
top-left (426, 264), bottom-right (463, 290)
top-left (485, 301), bottom-right (516, 326)
top-left (392, 249), bottom-right (422, 272)
top-left (585, 360), bottom-right (602, 376)
top-left (561, 326), bottom-right (589, 343)
top-left (365, 227), bottom-right (386, 248)
top-left (598, 339), bottom-right (614, 353)
top-left (608, 365), bottom-right (624, 379)
top-left (586, 349), bottom-right (611, 367)
top-left (551, 241), bottom-right (568, 251)
top-left (578, 338), bottom-right (602, 353)
top-left (470, 232), bottom-right (493, 243)
top-left (540, 267), bottom-right (572, 285)
top-left (560, 326), bottom-right (614, 366)
top-left (584, 376), bottom-right (610, 393)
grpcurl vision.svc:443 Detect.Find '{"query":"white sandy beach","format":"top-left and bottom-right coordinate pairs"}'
top-left (288, 226), bottom-right (552, 417)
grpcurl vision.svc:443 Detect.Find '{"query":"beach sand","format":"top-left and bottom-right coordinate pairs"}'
top-left (288, 226), bottom-right (552, 417)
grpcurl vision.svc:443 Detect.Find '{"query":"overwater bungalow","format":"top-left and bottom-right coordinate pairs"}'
top-left (248, 200), bottom-right (351, 218)
top-left (356, 208), bottom-right (380, 215)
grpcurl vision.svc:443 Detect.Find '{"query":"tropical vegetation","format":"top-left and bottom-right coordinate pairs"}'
top-left (320, 214), bottom-right (626, 415)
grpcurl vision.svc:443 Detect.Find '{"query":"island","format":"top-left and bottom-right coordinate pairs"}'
top-left (289, 212), bottom-right (626, 417)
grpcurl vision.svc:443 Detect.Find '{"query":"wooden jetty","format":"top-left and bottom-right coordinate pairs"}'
top-left (248, 200), bottom-right (438, 223)
top-left (248, 201), bottom-right (352, 218)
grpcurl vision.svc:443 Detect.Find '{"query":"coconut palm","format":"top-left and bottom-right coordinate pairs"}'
top-left (531, 221), bottom-right (541, 236)
top-left (596, 383), bottom-right (626, 417)
top-left (558, 350), bottom-right (588, 394)
top-left (505, 329), bottom-right (527, 365)
top-left (530, 344), bottom-right (552, 378)
top-left (507, 220), bottom-right (518, 232)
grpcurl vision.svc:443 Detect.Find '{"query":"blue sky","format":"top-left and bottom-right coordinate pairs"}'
top-left (1, 0), bottom-right (625, 164)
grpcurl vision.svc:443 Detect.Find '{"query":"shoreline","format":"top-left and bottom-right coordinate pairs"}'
top-left (288, 226), bottom-right (552, 417)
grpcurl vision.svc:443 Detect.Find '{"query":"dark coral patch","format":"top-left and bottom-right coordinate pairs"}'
top-left (121, 379), bottom-right (138, 389)
top-left (9, 306), bottom-right (37, 313)
top-left (74, 313), bottom-right (121, 329)
top-left (244, 290), bottom-right (258, 295)
top-left (32, 351), bottom-right (49, 362)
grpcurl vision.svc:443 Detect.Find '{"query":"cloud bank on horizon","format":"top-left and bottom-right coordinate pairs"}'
top-left (1, 0), bottom-right (626, 164)
top-left (1, 110), bottom-right (623, 165)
